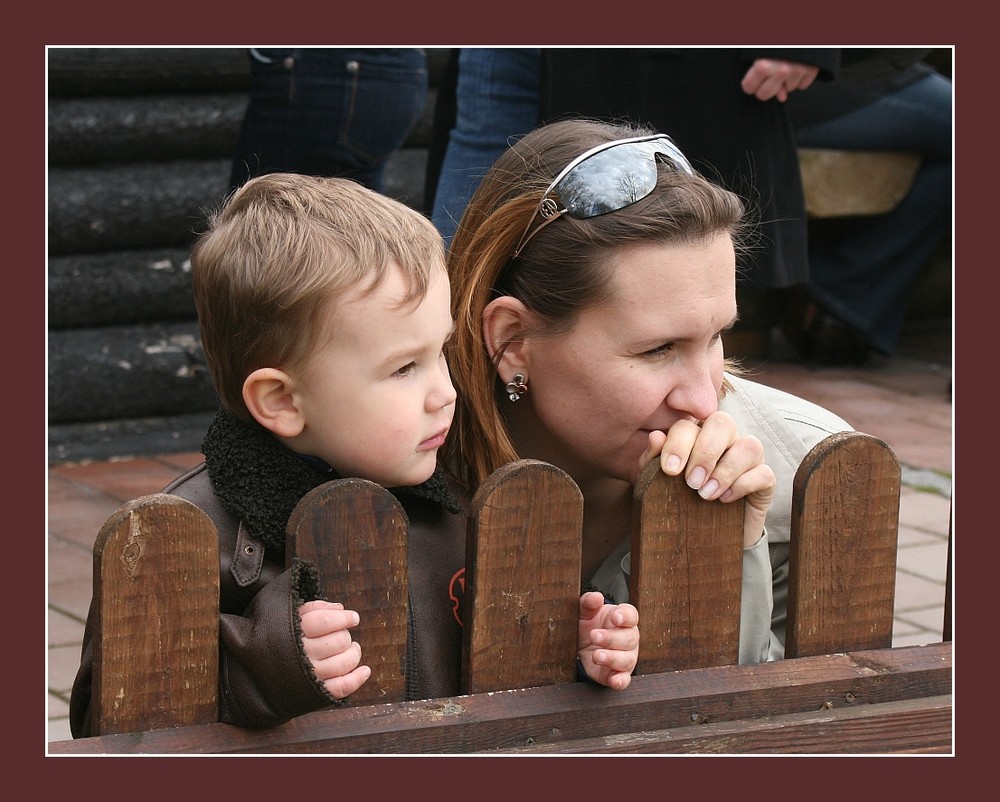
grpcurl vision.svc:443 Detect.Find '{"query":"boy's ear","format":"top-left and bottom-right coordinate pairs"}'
top-left (483, 296), bottom-right (531, 377)
top-left (242, 368), bottom-right (305, 438)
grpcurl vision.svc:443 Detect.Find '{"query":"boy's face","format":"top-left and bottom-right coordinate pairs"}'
top-left (289, 262), bottom-right (456, 488)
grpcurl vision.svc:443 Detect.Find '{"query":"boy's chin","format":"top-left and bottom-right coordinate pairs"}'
top-left (391, 460), bottom-right (437, 489)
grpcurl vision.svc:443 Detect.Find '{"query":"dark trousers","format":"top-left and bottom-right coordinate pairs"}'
top-left (230, 48), bottom-right (428, 194)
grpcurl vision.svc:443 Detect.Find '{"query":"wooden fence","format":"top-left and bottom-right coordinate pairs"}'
top-left (48, 431), bottom-right (952, 754)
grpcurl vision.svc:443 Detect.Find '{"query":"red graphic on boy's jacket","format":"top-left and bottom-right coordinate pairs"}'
top-left (449, 568), bottom-right (465, 627)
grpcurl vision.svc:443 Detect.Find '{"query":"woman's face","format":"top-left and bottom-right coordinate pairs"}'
top-left (518, 234), bottom-right (737, 486)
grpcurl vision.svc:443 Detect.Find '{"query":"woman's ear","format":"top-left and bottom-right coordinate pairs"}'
top-left (242, 368), bottom-right (305, 438)
top-left (483, 296), bottom-right (531, 376)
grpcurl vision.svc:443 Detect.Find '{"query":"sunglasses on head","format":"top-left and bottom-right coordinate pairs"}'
top-left (511, 133), bottom-right (695, 260)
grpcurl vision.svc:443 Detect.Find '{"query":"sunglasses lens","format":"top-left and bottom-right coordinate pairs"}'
top-left (555, 142), bottom-right (661, 218)
top-left (512, 135), bottom-right (695, 260)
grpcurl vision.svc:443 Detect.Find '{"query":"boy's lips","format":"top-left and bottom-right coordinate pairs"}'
top-left (418, 427), bottom-right (449, 451)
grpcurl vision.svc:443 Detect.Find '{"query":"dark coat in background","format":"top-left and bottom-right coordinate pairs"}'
top-left (539, 48), bottom-right (841, 291)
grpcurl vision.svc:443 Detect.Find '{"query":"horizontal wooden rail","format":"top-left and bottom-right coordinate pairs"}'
top-left (49, 641), bottom-right (951, 755)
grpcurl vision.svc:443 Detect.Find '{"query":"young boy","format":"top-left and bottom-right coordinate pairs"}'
top-left (70, 174), bottom-right (462, 733)
top-left (70, 173), bottom-right (639, 736)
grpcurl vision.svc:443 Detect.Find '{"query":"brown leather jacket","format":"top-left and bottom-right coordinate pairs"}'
top-left (70, 414), bottom-right (468, 736)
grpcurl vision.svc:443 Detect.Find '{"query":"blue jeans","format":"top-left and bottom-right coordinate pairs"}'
top-left (230, 48), bottom-right (428, 194)
top-left (431, 48), bottom-right (541, 246)
top-left (794, 72), bottom-right (953, 354)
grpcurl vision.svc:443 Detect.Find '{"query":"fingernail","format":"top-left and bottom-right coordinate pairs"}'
top-left (699, 479), bottom-right (719, 499)
top-left (665, 454), bottom-right (681, 473)
top-left (687, 466), bottom-right (706, 489)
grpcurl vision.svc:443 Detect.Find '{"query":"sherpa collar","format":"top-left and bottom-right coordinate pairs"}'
top-left (201, 409), bottom-right (462, 553)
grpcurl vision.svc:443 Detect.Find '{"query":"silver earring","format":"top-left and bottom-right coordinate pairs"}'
top-left (505, 373), bottom-right (528, 402)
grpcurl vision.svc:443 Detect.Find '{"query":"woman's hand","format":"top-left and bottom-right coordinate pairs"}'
top-left (640, 411), bottom-right (776, 547)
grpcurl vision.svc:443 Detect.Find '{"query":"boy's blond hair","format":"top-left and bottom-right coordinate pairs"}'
top-left (191, 173), bottom-right (445, 420)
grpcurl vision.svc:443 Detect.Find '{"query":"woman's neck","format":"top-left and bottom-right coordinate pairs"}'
top-left (508, 409), bottom-right (634, 579)
top-left (576, 476), bottom-right (634, 581)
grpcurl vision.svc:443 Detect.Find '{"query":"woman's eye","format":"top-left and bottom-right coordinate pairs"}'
top-left (643, 342), bottom-right (675, 358)
top-left (644, 331), bottom-right (726, 358)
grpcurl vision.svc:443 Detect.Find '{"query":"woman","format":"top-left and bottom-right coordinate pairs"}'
top-left (444, 119), bottom-right (853, 661)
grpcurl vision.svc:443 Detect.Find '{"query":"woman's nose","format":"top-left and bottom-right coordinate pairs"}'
top-left (666, 356), bottom-right (720, 420)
